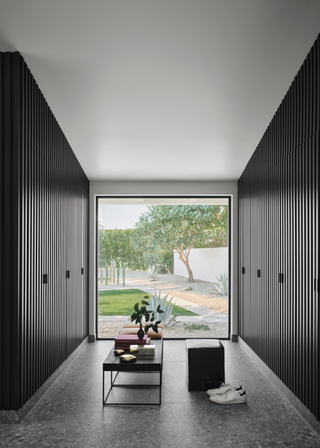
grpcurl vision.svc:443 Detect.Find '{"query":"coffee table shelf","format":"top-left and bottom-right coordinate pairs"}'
top-left (102, 339), bottom-right (163, 406)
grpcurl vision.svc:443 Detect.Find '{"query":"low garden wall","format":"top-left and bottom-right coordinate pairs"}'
top-left (174, 247), bottom-right (228, 282)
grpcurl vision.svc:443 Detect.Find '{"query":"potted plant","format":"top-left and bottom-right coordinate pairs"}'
top-left (130, 296), bottom-right (164, 339)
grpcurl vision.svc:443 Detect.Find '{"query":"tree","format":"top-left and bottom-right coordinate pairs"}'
top-left (134, 205), bottom-right (228, 282)
top-left (141, 247), bottom-right (174, 274)
top-left (98, 227), bottom-right (144, 270)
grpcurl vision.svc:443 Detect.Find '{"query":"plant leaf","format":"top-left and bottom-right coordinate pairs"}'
top-left (151, 324), bottom-right (159, 333)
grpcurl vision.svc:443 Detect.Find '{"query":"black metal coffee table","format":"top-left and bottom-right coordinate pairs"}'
top-left (102, 339), bottom-right (163, 406)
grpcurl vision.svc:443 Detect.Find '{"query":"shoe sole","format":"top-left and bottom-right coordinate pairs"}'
top-left (206, 387), bottom-right (243, 397)
top-left (209, 398), bottom-right (246, 404)
top-left (206, 389), bottom-right (232, 397)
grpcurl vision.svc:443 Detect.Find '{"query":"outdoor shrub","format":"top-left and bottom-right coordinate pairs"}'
top-left (211, 273), bottom-right (228, 296)
top-left (146, 264), bottom-right (161, 281)
top-left (144, 291), bottom-right (181, 326)
top-left (183, 322), bottom-right (210, 331)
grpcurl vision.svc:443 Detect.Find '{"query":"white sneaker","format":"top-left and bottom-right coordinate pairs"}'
top-left (209, 389), bottom-right (246, 404)
top-left (206, 383), bottom-right (242, 396)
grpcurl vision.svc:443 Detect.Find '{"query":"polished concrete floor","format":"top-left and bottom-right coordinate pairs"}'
top-left (1, 340), bottom-right (320, 447)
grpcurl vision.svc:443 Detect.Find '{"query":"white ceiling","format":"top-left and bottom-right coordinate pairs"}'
top-left (0, 1), bottom-right (319, 181)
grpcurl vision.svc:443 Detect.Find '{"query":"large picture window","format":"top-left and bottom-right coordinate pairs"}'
top-left (96, 197), bottom-right (230, 339)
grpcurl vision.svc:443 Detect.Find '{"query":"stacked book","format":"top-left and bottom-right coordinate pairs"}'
top-left (130, 345), bottom-right (155, 358)
top-left (114, 334), bottom-right (151, 351)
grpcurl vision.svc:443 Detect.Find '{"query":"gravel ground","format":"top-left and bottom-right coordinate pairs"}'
top-left (98, 321), bottom-right (228, 338)
top-left (100, 270), bottom-right (228, 314)
top-left (98, 270), bottom-right (229, 338)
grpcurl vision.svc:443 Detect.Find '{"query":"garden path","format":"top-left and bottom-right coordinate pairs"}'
top-left (98, 270), bottom-right (228, 324)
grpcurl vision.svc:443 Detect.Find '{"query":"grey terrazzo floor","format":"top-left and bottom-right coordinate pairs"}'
top-left (1, 340), bottom-right (320, 448)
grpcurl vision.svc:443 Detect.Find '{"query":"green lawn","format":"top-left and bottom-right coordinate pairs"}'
top-left (98, 288), bottom-right (199, 317)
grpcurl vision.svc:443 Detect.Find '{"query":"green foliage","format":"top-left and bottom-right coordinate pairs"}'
top-left (98, 227), bottom-right (144, 270)
top-left (211, 273), bottom-right (228, 296)
top-left (98, 225), bottom-right (172, 273)
top-left (130, 299), bottom-right (163, 334)
top-left (142, 249), bottom-right (173, 274)
top-left (98, 205), bottom-right (228, 279)
top-left (146, 264), bottom-right (160, 281)
top-left (183, 322), bottom-right (210, 331)
top-left (142, 250), bottom-right (159, 271)
top-left (135, 205), bottom-right (228, 253)
top-left (134, 205), bottom-right (228, 281)
top-left (144, 291), bottom-right (182, 327)
top-left (160, 250), bottom-right (174, 273)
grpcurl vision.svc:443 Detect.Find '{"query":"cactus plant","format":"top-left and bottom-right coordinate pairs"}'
top-left (211, 273), bottom-right (228, 296)
top-left (144, 291), bottom-right (181, 326)
top-left (146, 264), bottom-right (161, 281)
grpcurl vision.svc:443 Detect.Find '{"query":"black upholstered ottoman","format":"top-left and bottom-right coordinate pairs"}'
top-left (185, 339), bottom-right (225, 391)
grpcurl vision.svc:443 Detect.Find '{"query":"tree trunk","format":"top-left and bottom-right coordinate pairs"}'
top-left (185, 262), bottom-right (195, 282)
top-left (176, 246), bottom-right (195, 282)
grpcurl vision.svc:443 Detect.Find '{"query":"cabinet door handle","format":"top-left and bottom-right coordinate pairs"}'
top-left (242, 267), bottom-right (245, 274)
top-left (43, 274), bottom-right (48, 284)
top-left (66, 270), bottom-right (70, 279)
top-left (257, 269), bottom-right (261, 278)
top-left (279, 273), bottom-right (284, 283)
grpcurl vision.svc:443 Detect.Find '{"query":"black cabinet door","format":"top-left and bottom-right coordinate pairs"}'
top-left (66, 179), bottom-right (84, 357)
top-left (266, 162), bottom-right (282, 376)
top-left (291, 137), bottom-right (319, 418)
top-left (239, 188), bottom-right (251, 343)
top-left (47, 164), bottom-right (67, 368)
top-left (250, 178), bottom-right (261, 354)
top-left (313, 133), bottom-right (319, 420)
top-left (249, 173), bottom-right (269, 362)
top-left (260, 172), bottom-right (269, 364)
top-left (75, 187), bottom-right (84, 346)
top-left (278, 148), bottom-right (294, 393)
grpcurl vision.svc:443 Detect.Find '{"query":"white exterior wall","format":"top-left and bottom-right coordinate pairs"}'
top-left (174, 247), bottom-right (228, 282)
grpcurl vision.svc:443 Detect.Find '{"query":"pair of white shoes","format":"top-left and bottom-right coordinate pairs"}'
top-left (207, 383), bottom-right (246, 404)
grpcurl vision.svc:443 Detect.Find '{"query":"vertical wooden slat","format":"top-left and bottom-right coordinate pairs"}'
top-left (0, 52), bottom-right (89, 411)
top-left (238, 34), bottom-right (320, 420)
top-left (0, 53), bottom-right (21, 410)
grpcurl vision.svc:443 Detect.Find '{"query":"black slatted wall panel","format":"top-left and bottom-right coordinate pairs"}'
top-left (0, 52), bottom-right (21, 411)
top-left (0, 52), bottom-right (89, 410)
top-left (238, 35), bottom-right (319, 419)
